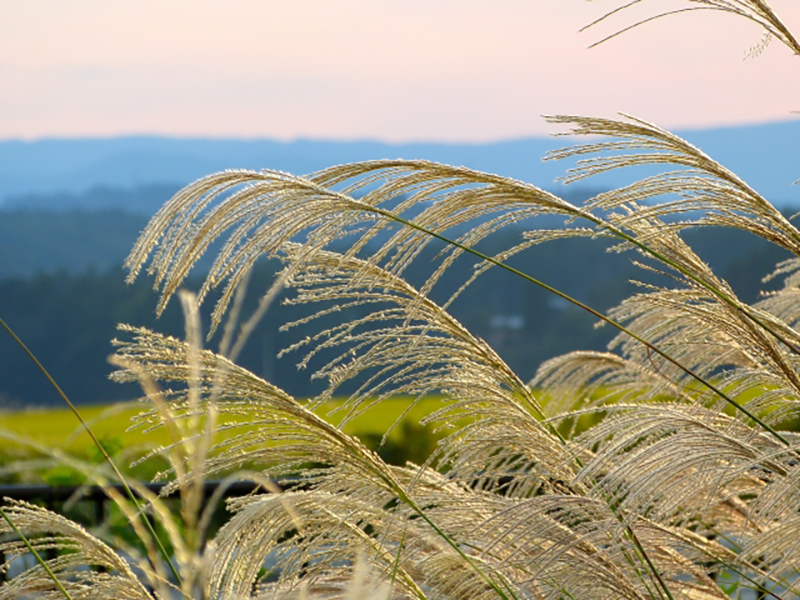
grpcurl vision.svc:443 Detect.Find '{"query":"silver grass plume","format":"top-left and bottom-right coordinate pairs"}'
top-left (9, 134), bottom-right (800, 596)
top-left (0, 499), bottom-right (152, 600)
top-left (542, 114), bottom-right (800, 421)
top-left (124, 160), bottom-right (592, 336)
top-left (116, 117), bottom-right (800, 596)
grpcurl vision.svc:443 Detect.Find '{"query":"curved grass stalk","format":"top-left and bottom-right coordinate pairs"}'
top-left (582, 1), bottom-right (800, 55)
top-left (585, 7), bottom-right (718, 49)
top-left (0, 316), bottom-right (183, 587)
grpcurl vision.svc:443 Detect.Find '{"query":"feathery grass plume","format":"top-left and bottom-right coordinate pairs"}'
top-left (541, 114), bottom-right (800, 423)
top-left (112, 319), bottom-right (543, 598)
top-left (546, 113), bottom-right (800, 259)
top-left (272, 243), bottom-right (571, 484)
top-left (11, 132), bottom-right (800, 597)
top-left (0, 499), bottom-right (152, 599)
top-left (124, 160), bottom-right (599, 337)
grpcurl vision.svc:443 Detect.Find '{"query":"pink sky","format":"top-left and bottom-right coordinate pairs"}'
top-left (2, 1), bottom-right (800, 142)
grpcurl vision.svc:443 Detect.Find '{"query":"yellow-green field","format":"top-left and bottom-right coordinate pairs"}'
top-left (2, 386), bottom-right (780, 462)
top-left (0, 397), bottom-right (447, 459)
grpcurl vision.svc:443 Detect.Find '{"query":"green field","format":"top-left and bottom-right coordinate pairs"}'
top-left (0, 396), bottom-right (448, 469)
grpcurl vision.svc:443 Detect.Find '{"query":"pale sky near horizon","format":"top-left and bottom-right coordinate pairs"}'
top-left (3, 1), bottom-right (800, 142)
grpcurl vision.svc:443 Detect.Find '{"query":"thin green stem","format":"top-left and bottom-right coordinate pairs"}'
top-left (379, 476), bottom-right (516, 597)
top-left (0, 506), bottom-right (73, 600)
top-left (397, 490), bottom-right (517, 600)
top-left (0, 317), bottom-right (183, 586)
top-left (366, 206), bottom-right (791, 448)
top-left (627, 525), bottom-right (673, 600)
top-left (386, 527), bottom-right (425, 600)
top-left (584, 212), bottom-right (800, 362)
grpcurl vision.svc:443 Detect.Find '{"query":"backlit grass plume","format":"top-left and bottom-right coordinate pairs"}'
top-left (2, 2), bottom-right (800, 599)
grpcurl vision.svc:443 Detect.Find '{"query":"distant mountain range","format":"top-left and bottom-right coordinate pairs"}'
top-left (1, 119), bottom-right (798, 211)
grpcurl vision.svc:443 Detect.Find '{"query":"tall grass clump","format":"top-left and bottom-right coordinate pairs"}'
top-left (2, 1), bottom-right (800, 598)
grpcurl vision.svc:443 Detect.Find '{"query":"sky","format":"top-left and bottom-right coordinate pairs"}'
top-left (2, 1), bottom-right (800, 142)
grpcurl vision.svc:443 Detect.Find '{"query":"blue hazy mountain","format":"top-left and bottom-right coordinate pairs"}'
top-left (1, 119), bottom-right (798, 210)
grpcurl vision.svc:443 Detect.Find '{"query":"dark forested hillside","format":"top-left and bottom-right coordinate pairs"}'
top-left (0, 183), bottom-right (189, 279)
top-left (0, 202), bottom-right (792, 407)
top-left (3, 184), bottom-right (181, 214)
